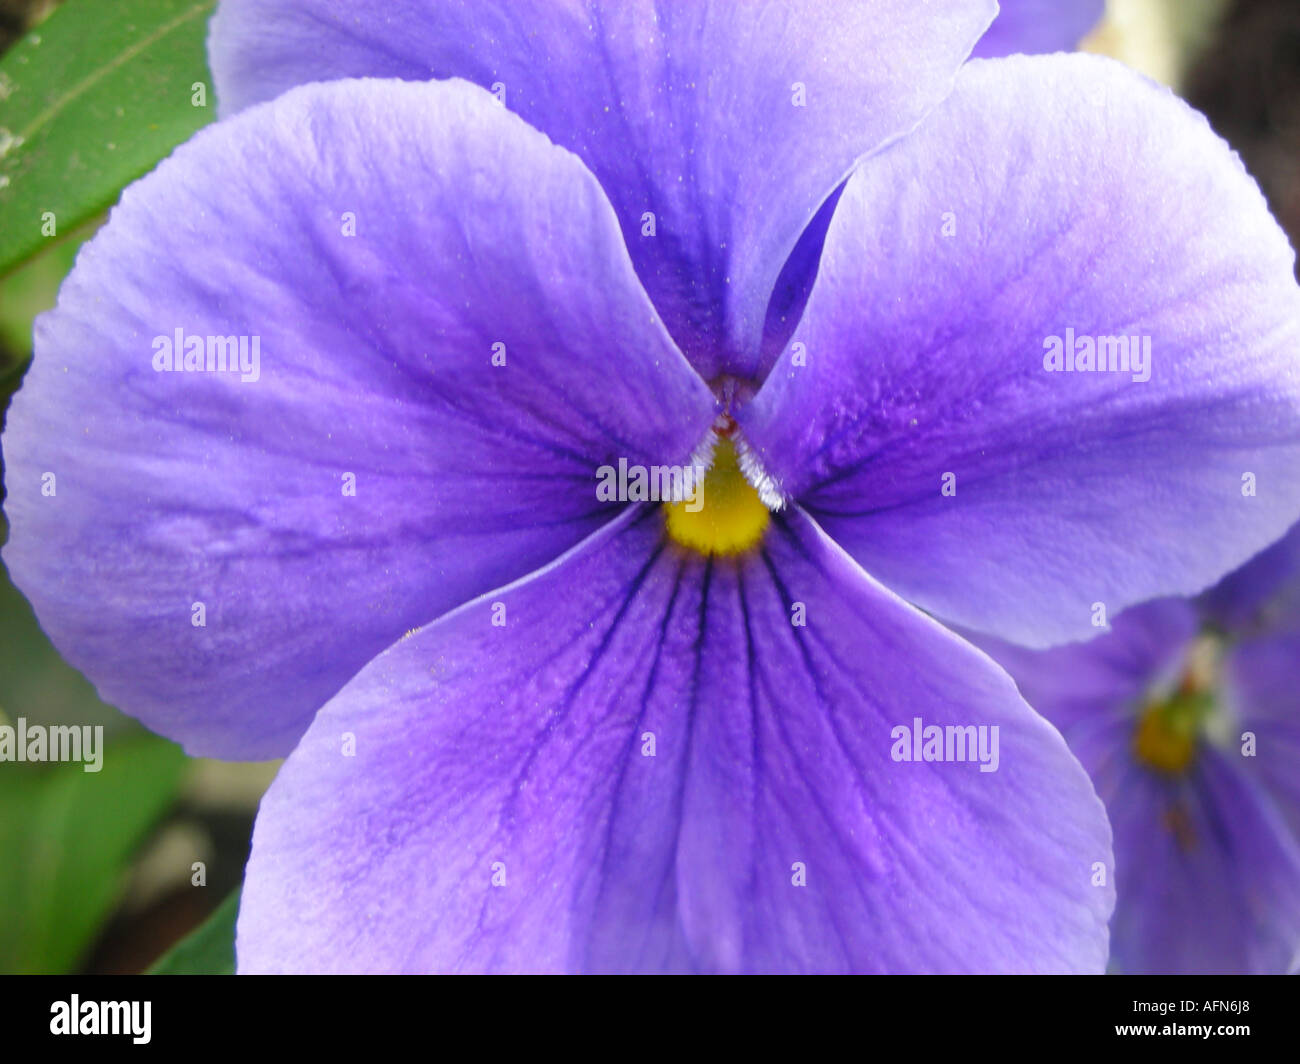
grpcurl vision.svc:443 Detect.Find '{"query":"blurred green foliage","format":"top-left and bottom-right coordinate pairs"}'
top-left (0, 0), bottom-right (215, 277)
top-left (0, 0), bottom-right (244, 975)
top-left (0, 727), bottom-right (187, 973)
top-left (147, 887), bottom-right (239, 974)
top-left (0, 213), bottom-right (92, 355)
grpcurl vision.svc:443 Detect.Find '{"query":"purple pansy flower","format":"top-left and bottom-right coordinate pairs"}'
top-left (4, 1), bottom-right (1300, 973)
top-left (978, 524), bottom-right (1300, 974)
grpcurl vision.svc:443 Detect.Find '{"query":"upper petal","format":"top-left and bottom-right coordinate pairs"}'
top-left (238, 505), bottom-right (1113, 973)
top-left (971, 0), bottom-right (1104, 58)
top-left (1, 77), bottom-right (714, 759)
top-left (208, 0), bottom-right (997, 378)
top-left (741, 54), bottom-right (1300, 648)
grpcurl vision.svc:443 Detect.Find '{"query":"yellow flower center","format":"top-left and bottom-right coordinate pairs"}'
top-left (1132, 634), bottom-right (1222, 777)
top-left (1133, 697), bottom-right (1203, 776)
top-left (664, 437), bottom-right (770, 556)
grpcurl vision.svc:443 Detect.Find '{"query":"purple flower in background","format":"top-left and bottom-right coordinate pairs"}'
top-left (972, 0), bottom-right (1105, 58)
top-left (4, 1), bottom-right (1300, 973)
top-left (979, 525), bottom-right (1300, 974)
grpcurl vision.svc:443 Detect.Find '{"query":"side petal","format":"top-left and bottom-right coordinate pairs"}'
top-left (1, 78), bottom-right (715, 759)
top-left (208, 0), bottom-right (996, 377)
top-left (741, 54), bottom-right (1300, 648)
top-left (972, 0), bottom-right (1104, 58)
top-left (238, 507), bottom-right (1113, 973)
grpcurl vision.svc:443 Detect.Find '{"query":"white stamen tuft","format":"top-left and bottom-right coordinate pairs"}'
top-left (732, 429), bottom-right (787, 511)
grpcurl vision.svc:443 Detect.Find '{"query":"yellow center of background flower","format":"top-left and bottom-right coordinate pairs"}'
top-left (665, 438), bottom-right (770, 556)
top-left (1132, 635), bottom-right (1222, 777)
top-left (1132, 696), bottom-right (1203, 775)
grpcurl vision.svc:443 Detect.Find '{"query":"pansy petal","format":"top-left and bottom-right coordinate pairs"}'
top-left (1, 78), bottom-right (715, 759)
top-left (981, 598), bottom-right (1300, 973)
top-left (971, 0), bottom-right (1104, 58)
top-left (238, 507), bottom-right (699, 973)
top-left (238, 506), bottom-right (1112, 974)
top-left (1200, 521), bottom-right (1300, 634)
top-left (1223, 629), bottom-right (1300, 843)
top-left (759, 182), bottom-right (845, 374)
top-left (741, 55), bottom-right (1300, 648)
top-left (673, 509), bottom-right (1112, 972)
top-left (971, 598), bottom-right (1199, 769)
top-left (1106, 752), bottom-right (1300, 974)
top-left (208, 0), bottom-right (997, 377)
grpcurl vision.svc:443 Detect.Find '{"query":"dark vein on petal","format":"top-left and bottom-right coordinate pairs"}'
top-left (582, 551), bottom-right (687, 971)
top-left (501, 536), bottom-right (668, 819)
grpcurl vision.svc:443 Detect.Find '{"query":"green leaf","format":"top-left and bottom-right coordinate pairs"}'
top-left (0, 0), bottom-right (216, 277)
top-left (0, 727), bottom-right (188, 973)
top-left (0, 213), bottom-right (101, 371)
top-left (147, 887), bottom-right (240, 974)
top-left (0, 351), bottom-right (28, 408)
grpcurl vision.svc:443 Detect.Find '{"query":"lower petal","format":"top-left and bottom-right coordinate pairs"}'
top-left (674, 510), bottom-right (1113, 972)
top-left (1107, 753), bottom-right (1300, 974)
top-left (239, 506), bottom-right (1112, 973)
top-left (238, 506), bottom-right (701, 973)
